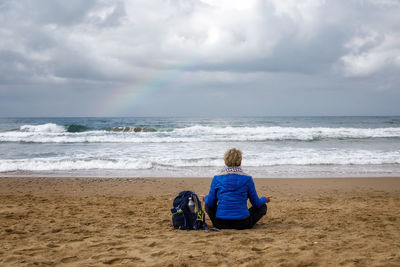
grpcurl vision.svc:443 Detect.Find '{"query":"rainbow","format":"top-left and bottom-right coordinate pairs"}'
top-left (99, 62), bottom-right (197, 116)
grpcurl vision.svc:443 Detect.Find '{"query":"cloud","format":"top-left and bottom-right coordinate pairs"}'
top-left (1, 0), bottom-right (399, 81)
top-left (0, 0), bottom-right (128, 85)
top-left (0, 0), bottom-right (399, 116)
top-left (341, 30), bottom-right (400, 77)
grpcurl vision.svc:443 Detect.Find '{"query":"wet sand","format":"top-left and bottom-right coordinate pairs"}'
top-left (1, 177), bottom-right (400, 266)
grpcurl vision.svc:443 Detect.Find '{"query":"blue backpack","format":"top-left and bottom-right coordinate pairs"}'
top-left (171, 191), bottom-right (209, 230)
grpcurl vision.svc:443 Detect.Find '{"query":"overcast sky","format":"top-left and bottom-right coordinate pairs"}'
top-left (1, 0), bottom-right (400, 117)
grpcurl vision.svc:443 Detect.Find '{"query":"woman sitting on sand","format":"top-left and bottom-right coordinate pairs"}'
top-left (202, 148), bottom-right (271, 230)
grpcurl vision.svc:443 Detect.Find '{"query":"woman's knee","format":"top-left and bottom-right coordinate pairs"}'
top-left (249, 203), bottom-right (267, 215)
top-left (259, 203), bottom-right (267, 215)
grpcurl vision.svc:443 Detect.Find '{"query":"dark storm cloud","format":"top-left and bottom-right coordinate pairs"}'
top-left (0, 0), bottom-right (127, 84)
top-left (0, 0), bottom-right (399, 116)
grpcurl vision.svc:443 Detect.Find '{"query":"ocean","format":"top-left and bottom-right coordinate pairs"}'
top-left (0, 116), bottom-right (400, 178)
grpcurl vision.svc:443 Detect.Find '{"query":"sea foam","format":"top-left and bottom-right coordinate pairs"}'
top-left (20, 123), bottom-right (66, 133)
top-left (1, 124), bottom-right (400, 143)
top-left (0, 149), bottom-right (399, 173)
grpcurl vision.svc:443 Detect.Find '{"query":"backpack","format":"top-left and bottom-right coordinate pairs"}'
top-left (171, 190), bottom-right (209, 230)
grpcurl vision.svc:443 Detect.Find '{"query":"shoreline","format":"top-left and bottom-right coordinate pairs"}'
top-left (2, 171), bottom-right (400, 179)
top-left (1, 176), bottom-right (400, 266)
top-left (3, 163), bottom-right (400, 180)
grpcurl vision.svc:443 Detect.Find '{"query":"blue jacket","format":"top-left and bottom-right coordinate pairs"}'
top-left (204, 171), bottom-right (267, 220)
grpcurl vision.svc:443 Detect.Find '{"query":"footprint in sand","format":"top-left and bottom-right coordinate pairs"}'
top-left (151, 250), bottom-right (165, 257)
top-left (103, 257), bottom-right (143, 265)
top-left (60, 256), bottom-right (78, 263)
top-left (133, 235), bottom-right (147, 239)
top-left (46, 243), bottom-right (60, 248)
top-left (251, 246), bottom-right (263, 252)
top-left (147, 241), bottom-right (157, 247)
top-left (240, 238), bottom-right (252, 245)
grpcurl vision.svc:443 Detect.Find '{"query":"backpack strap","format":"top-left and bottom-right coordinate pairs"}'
top-left (192, 193), bottom-right (219, 232)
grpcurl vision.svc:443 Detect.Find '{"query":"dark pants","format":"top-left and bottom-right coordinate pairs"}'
top-left (205, 204), bottom-right (267, 230)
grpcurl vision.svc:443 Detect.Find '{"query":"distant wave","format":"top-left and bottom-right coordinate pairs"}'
top-left (67, 124), bottom-right (90, 132)
top-left (20, 123), bottom-right (90, 133)
top-left (1, 123), bottom-right (399, 143)
top-left (105, 126), bottom-right (157, 132)
top-left (17, 123), bottom-right (157, 134)
top-left (172, 125), bottom-right (400, 140)
top-left (20, 123), bottom-right (66, 133)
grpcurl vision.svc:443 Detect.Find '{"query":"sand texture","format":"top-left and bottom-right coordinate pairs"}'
top-left (1, 177), bottom-right (400, 266)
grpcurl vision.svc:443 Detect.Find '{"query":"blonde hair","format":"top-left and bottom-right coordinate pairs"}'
top-left (224, 148), bottom-right (242, 167)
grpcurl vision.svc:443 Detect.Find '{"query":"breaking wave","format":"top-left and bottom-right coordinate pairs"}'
top-left (1, 123), bottom-right (400, 143)
top-left (0, 149), bottom-right (399, 172)
top-left (20, 123), bottom-right (66, 133)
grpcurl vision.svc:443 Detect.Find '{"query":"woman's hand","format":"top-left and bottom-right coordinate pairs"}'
top-left (265, 195), bottom-right (272, 203)
top-left (200, 194), bottom-right (206, 201)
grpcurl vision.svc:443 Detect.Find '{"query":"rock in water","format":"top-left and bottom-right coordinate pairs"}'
top-left (142, 127), bottom-right (156, 132)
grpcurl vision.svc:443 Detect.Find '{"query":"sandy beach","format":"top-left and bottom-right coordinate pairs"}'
top-left (1, 177), bottom-right (400, 266)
